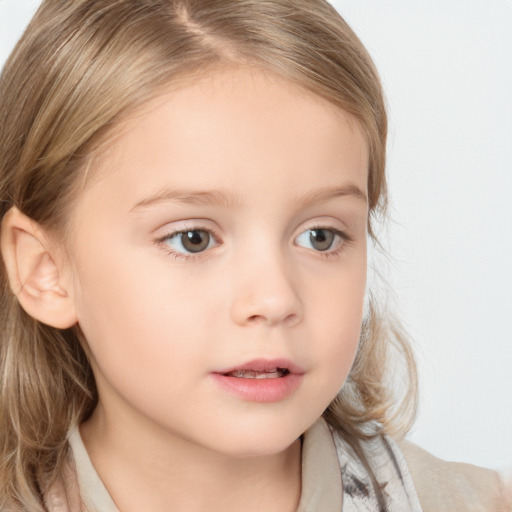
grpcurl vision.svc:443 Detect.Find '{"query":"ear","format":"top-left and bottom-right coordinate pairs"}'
top-left (1, 207), bottom-right (78, 329)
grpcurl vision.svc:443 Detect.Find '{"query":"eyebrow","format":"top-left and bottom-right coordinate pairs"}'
top-left (130, 189), bottom-right (241, 211)
top-left (294, 184), bottom-right (368, 208)
top-left (129, 183), bottom-right (367, 212)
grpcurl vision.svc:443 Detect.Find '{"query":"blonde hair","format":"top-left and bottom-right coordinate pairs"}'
top-left (0, 0), bottom-right (417, 509)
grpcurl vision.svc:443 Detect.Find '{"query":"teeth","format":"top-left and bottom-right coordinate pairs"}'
top-left (227, 368), bottom-right (289, 379)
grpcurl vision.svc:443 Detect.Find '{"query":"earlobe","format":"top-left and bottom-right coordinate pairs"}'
top-left (0, 207), bottom-right (78, 329)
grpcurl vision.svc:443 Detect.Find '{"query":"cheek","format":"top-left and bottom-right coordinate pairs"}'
top-left (72, 260), bottom-right (214, 428)
top-left (305, 257), bottom-right (366, 385)
top-left (72, 242), bottom-right (221, 379)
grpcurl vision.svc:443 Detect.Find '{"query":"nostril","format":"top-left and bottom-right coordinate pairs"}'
top-left (245, 312), bottom-right (300, 327)
top-left (247, 314), bottom-right (265, 324)
top-left (283, 313), bottom-right (300, 328)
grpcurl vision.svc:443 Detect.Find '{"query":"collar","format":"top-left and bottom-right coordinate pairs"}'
top-left (297, 417), bottom-right (343, 511)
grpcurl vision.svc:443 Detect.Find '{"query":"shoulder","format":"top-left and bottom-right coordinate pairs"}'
top-left (399, 439), bottom-right (510, 512)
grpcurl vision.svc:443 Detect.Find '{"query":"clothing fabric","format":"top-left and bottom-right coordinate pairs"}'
top-left (299, 418), bottom-right (422, 511)
top-left (59, 417), bottom-right (422, 511)
top-left (399, 440), bottom-right (509, 512)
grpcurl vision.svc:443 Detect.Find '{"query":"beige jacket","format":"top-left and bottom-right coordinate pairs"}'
top-left (401, 440), bottom-right (511, 512)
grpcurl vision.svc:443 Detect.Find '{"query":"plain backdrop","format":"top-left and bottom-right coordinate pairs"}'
top-left (1, 0), bottom-right (511, 470)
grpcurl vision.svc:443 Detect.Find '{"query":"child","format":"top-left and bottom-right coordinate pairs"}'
top-left (0, 1), bottom-right (508, 511)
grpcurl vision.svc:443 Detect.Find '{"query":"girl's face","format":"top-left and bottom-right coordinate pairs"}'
top-left (68, 68), bottom-right (369, 456)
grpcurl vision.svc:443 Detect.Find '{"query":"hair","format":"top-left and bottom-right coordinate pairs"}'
top-left (0, 0), bottom-right (417, 510)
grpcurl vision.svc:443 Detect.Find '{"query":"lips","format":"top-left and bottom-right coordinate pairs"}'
top-left (215, 358), bottom-right (304, 377)
top-left (211, 359), bottom-right (304, 402)
top-left (225, 368), bottom-right (289, 379)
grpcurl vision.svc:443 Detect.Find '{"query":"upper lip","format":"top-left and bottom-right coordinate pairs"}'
top-left (214, 358), bottom-right (305, 375)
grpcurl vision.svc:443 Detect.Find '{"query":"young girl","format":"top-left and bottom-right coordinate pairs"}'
top-left (0, 1), bottom-right (508, 511)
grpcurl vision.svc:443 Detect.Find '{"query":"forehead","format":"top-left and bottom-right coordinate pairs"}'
top-left (77, 67), bottom-right (369, 212)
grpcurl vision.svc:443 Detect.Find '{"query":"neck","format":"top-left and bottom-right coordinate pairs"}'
top-left (80, 404), bottom-right (302, 512)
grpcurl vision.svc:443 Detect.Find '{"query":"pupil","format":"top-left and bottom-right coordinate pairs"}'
top-left (314, 230), bottom-right (327, 242)
top-left (182, 230), bottom-right (209, 253)
top-left (310, 229), bottom-right (334, 251)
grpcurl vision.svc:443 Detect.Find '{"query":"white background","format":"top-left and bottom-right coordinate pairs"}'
top-left (1, 1), bottom-right (511, 470)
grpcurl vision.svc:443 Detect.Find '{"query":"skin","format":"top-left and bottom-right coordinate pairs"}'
top-left (64, 68), bottom-right (369, 512)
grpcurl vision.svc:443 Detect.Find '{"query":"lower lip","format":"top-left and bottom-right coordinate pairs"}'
top-left (211, 373), bottom-right (303, 402)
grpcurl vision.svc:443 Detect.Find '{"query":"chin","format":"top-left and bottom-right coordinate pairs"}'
top-left (217, 434), bottom-right (300, 459)
top-left (199, 414), bottom-right (313, 458)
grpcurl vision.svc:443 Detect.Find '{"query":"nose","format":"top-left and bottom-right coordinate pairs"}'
top-left (229, 249), bottom-right (303, 328)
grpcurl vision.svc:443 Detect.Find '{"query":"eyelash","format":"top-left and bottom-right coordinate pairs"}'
top-left (155, 225), bottom-right (352, 261)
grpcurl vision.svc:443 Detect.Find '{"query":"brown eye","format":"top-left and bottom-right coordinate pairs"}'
top-left (180, 230), bottom-right (211, 253)
top-left (164, 229), bottom-right (213, 254)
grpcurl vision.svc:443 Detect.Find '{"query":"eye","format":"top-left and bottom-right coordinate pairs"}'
top-left (163, 229), bottom-right (215, 254)
top-left (295, 228), bottom-right (343, 252)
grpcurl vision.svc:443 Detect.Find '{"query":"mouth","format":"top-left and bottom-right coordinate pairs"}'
top-left (222, 368), bottom-right (290, 379)
top-left (215, 358), bottom-right (304, 378)
top-left (211, 359), bottom-right (304, 402)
